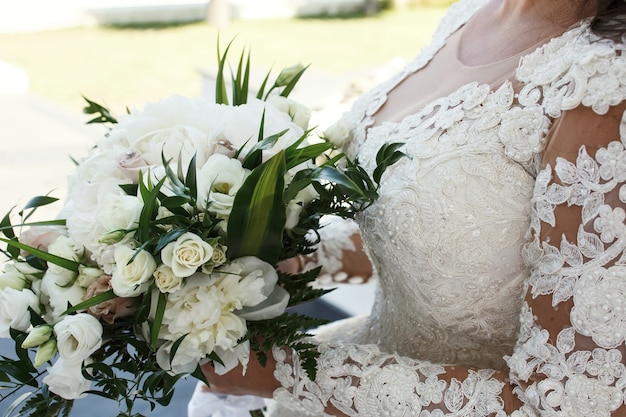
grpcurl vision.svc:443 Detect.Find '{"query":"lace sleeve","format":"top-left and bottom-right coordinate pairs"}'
top-left (270, 108), bottom-right (626, 417)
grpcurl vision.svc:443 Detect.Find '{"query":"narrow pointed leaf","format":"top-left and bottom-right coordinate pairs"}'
top-left (151, 291), bottom-right (167, 349)
top-left (0, 238), bottom-right (80, 272)
top-left (280, 64), bottom-right (309, 98)
top-left (62, 290), bottom-right (116, 315)
top-left (227, 151), bottom-right (287, 264)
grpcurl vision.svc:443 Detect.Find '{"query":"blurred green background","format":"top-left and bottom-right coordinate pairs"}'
top-left (0, 4), bottom-right (447, 114)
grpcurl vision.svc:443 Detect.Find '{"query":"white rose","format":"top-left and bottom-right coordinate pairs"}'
top-left (196, 154), bottom-right (249, 216)
top-left (161, 233), bottom-right (214, 278)
top-left (47, 235), bottom-right (84, 283)
top-left (0, 288), bottom-right (40, 337)
top-left (110, 245), bottom-right (156, 297)
top-left (40, 270), bottom-right (86, 321)
top-left (154, 265), bottom-right (183, 293)
top-left (0, 263), bottom-right (29, 290)
top-left (95, 192), bottom-right (143, 236)
top-left (76, 266), bottom-right (103, 288)
top-left (266, 96), bottom-right (312, 130)
top-left (285, 200), bottom-right (303, 230)
top-left (54, 313), bottom-right (103, 364)
top-left (43, 358), bottom-right (91, 400)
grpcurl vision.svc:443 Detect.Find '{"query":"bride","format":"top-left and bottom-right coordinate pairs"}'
top-left (197, 0), bottom-right (626, 415)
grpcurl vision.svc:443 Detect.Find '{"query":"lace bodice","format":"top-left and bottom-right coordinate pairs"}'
top-left (270, 0), bottom-right (626, 415)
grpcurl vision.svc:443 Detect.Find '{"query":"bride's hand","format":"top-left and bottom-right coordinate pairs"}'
top-left (200, 349), bottom-right (282, 398)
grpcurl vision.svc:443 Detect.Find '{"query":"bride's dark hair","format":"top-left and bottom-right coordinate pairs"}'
top-left (590, 0), bottom-right (626, 39)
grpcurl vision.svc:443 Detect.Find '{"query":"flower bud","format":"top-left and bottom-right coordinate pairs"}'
top-left (34, 339), bottom-right (58, 367)
top-left (0, 264), bottom-right (28, 290)
top-left (77, 266), bottom-right (103, 288)
top-left (275, 63), bottom-right (306, 87)
top-left (98, 229), bottom-right (127, 245)
top-left (22, 325), bottom-right (53, 348)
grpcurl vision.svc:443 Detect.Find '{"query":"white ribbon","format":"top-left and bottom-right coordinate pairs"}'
top-left (187, 381), bottom-right (267, 417)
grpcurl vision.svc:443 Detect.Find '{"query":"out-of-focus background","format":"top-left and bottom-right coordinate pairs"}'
top-left (0, 0), bottom-right (451, 415)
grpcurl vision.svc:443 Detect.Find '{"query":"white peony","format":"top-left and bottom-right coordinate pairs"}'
top-left (110, 245), bottom-right (156, 297)
top-left (43, 358), bottom-right (92, 400)
top-left (196, 154), bottom-right (250, 216)
top-left (131, 124), bottom-right (211, 167)
top-left (40, 270), bottom-right (86, 322)
top-left (54, 313), bottom-right (103, 364)
top-left (0, 288), bottom-right (40, 337)
top-left (161, 232), bottom-right (214, 278)
top-left (156, 273), bottom-right (250, 373)
top-left (0, 263), bottom-right (29, 290)
top-left (154, 265), bottom-right (183, 293)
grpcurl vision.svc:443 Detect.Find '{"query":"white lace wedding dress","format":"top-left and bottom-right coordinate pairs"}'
top-left (266, 0), bottom-right (626, 416)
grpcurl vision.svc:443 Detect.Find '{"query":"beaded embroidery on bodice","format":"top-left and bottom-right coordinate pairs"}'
top-left (331, 0), bottom-right (534, 371)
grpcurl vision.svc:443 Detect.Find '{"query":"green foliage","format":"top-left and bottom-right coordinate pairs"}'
top-left (82, 96), bottom-right (118, 125)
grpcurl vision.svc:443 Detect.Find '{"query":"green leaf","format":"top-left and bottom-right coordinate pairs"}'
top-left (82, 95), bottom-right (118, 124)
top-left (137, 176), bottom-right (166, 244)
top-left (215, 38), bottom-right (235, 105)
top-left (256, 68), bottom-right (273, 100)
top-left (184, 154), bottom-right (198, 204)
top-left (153, 228), bottom-right (187, 253)
top-left (2, 392), bottom-right (33, 417)
top-left (190, 364), bottom-right (210, 387)
top-left (0, 238), bottom-right (80, 272)
top-left (151, 292), bottom-right (167, 349)
top-left (0, 220), bottom-right (65, 232)
top-left (168, 334), bottom-right (188, 364)
top-left (227, 151), bottom-right (287, 265)
top-left (0, 210), bottom-right (16, 239)
top-left (18, 196), bottom-right (58, 218)
top-left (119, 183), bottom-right (139, 196)
top-left (62, 290), bottom-right (116, 315)
top-left (373, 142), bottom-right (408, 184)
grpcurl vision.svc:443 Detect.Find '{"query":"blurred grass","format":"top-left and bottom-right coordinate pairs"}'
top-left (0, 7), bottom-right (446, 113)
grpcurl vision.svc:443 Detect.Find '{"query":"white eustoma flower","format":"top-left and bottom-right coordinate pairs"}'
top-left (110, 245), bottom-right (156, 297)
top-left (0, 288), bottom-right (40, 337)
top-left (54, 313), bottom-right (103, 364)
top-left (47, 235), bottom-right (83, 283)
top-left (161, 232), bottom-right (214, 278)
top-left (196, 154), bottom-right (250, 216)
top-left (43, 358), bottom-right (92, 400)
top-left (40, 270), bottom-right (86, 322)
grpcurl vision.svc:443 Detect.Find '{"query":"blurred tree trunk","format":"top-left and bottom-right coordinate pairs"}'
top-left (207, 0), bottom-right (230, 28)
top-left (363, 0), bottom-right (380, 14)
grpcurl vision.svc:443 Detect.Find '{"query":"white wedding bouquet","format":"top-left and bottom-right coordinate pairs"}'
top-left (0, 44), bottom-right (404, 417)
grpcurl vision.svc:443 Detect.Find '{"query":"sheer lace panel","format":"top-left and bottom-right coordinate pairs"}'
top-left (270, 2), bottom-right (626, 416)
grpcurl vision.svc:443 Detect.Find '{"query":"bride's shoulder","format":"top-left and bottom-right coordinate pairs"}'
top-left (517, 21), bottom-right (626, 117)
